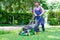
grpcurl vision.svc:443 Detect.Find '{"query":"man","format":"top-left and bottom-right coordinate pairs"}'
top-left (33, 2), bottom-right (45, 34)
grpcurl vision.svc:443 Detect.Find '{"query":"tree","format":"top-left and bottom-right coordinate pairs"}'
top-left (0, 0), bottom-right (48, 25)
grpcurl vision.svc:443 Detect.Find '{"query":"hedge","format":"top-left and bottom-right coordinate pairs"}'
top-left (14, 13), bottom-right (33, 25)
top-left (48, 10), bottom-right (60, 25)
top-left (0, 11), bottom-right (33, 25)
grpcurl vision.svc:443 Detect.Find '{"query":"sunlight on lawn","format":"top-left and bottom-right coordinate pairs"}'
top-left (48, 35), bottom-right (60, 39)
top-left (48, 30), bottom-right (56, 32)
top-left (47, 28), bottom-right (60, 32)
top-left (0, 38), bottom-right (8, 40)
top-left (0, 28), bottom-right (60, 40)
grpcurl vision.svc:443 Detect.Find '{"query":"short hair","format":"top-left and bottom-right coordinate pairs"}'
top-left (35, 2), bottom-right (40, 5)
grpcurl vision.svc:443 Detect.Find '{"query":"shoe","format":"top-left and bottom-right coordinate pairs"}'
top-left (42, 29), bottom-right (45, 32)
top-left (27, 32), bottom-right (30, 36)
top-left (34, 31), bottom-right (37, 35)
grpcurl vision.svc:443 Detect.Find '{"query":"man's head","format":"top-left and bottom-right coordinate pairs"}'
top-left (35, 2), bottom-right (40, 7)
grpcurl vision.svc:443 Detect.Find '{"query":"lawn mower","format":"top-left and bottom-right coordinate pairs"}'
top-left (19, 16), bottom-right (36, 36)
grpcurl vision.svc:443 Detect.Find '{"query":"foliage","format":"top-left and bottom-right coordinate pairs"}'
top-left (48, 10), bottom-right (60, 25)
top-left (0, 11), bottom-right (32, 25)
top-left (47, 0), bottom-right (60, 10)
top-left (0, 0), bottom-right (48, 13)
top-left (14, 13), bottom-right (33, 25)
top-left (0, 0), bottom-right (48, 25)
top-left (0, 0), bottom-right (36, 13)
top-left (39, 0), bottom-right (48, 9)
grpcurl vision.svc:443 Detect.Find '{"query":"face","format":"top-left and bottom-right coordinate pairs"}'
top-left (35, 2), bottom-right (39, 7)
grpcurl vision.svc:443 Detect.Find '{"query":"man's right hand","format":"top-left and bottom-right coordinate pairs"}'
top-left (34, 13), bottom-right (37, 16)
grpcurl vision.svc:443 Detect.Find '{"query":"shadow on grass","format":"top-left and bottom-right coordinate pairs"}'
top-left (0, 30), bottom-right (11, 35)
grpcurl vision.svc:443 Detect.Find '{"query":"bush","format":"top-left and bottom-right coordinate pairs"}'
top-left (14, 13), bottom-right (33, 25)
top-left (0, 11), bottom-right (33, 25)
top-left (48, 10), bottom-right (60, 25)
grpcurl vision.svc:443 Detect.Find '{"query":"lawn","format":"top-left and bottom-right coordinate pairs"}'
top-left (0, 27), bottom-right (60, 40)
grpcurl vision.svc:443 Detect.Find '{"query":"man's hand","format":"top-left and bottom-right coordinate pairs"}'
top-left (34, 13), bottom-right (37, 16)
top-left (39, 12), bottom-right (44, 16)
top-left (39, 14), bottom-right (42, 16)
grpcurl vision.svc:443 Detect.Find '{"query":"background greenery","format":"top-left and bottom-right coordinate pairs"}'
top-left (0, 0), bottom-right (60, 26)
top-left (48, 10), bottom-right (60, 25)
top-left (0, 0), bottom-right (48, 26)
top-left (0, 11), bottom-right (32, 25)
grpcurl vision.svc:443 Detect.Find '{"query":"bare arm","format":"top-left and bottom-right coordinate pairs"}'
top-left (33, 8), bottom-right (37, 16)
top-left (39, 6), bottom-right (44, 16)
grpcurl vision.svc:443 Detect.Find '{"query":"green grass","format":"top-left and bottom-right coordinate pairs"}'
top-left (0, 28), bottom-right (60, 40)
